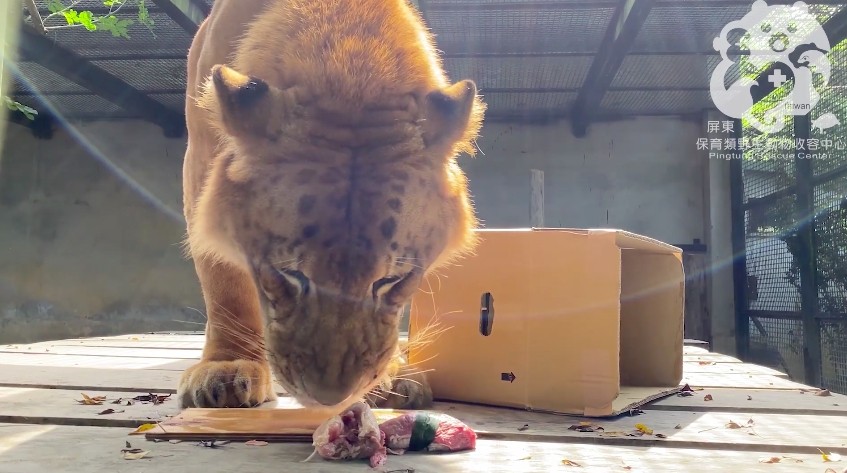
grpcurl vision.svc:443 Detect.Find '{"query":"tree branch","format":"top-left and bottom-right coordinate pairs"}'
top-left (23, 0), bottom-right (47, 35)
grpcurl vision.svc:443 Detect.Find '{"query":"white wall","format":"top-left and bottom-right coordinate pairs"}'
top-left (464, 116), bottom-right (707, 246)
top-left (0, 119), bottom-right (202, 344)
top-left (0, 114), bottom-right (717, 344)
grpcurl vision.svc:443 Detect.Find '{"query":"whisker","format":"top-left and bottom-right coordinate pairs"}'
top-left (171, 319), bottom-right (206, 326)
top-left (273, 257), bottom-right (302, 269)
top-left (366, 390), bottom-right (388, 402)
top-left (392, 376), bottom-right (424, 387)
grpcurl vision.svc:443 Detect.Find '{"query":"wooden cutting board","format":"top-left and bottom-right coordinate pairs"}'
top-left (142, 400), bottom-right (407, 442)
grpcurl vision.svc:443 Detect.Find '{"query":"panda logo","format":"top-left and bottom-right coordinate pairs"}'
top-left (710, 1), bottom-right (831, 134)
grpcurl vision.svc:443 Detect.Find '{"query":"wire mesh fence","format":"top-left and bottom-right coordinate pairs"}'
top-left (739, 31), bottom-right (847, 393)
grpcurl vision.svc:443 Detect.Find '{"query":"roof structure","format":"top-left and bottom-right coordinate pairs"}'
top-left (6, 0), bottom-right (847, 137)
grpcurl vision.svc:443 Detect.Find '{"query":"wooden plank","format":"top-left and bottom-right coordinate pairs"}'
top-left (0, 365), bottom-right (184, 393)
top-left (682, 361), bottom-right (787, 378)
top-left (2, 340), bottom-right (205, 350)
top-left (0, 345), bottom-right (782, 380)
top-left (683, 353), bottom-right (743, 363)
top-left (0, 352), bottom-right (195, 371)
top-left (680, 372), bottom-right (810, 390)
top-left (60, 334), bottom-right (207, 343)
top-left (0, 365), bottom-right (289, 396)
top-left (684, 345), bottom-right (712, 355)
top-left (435, 402), bottom-right (847, 454)
top-left (141, 399), bottom-right (847, 454)
top-left (0, 423), bottom-right (833, 473)
top-left (0, 345), bottom-right (203, 360)
top-left (5, 384), bottom-right (842, 434)
top-left (647, 388), bottom-right (847, 415)
top-left (0, 387), bottom-right (180, 428)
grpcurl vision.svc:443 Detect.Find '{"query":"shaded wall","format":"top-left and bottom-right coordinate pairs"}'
top-left (464, 117), bottom-right (707, 246)
top-left (0, 115), bottom-right (715, 345)
top-left (0, 120), bottom-right (203, 344)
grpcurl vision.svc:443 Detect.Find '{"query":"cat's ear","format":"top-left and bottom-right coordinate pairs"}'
top-left (207, 64), bottom-right (296, 138)
top-left (421, 80), bottom-right (482, 151)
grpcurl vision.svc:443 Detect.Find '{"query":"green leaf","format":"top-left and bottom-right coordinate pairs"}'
top-left (97, 15), bottom-right (133, 39)
top-left (3, 96), bottom-right (38, 121)
top-left (77, 11), bottom-right (97, 31)
top-left (62, 9), bottom-right (79, 25)
top-left (137, 0), bottom-right (155, 31)
top-left (47, 0), bottom-right (66, 14)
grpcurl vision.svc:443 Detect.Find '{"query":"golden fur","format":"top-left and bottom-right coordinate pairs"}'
top-left (177, 0), bottom-right (485, 410)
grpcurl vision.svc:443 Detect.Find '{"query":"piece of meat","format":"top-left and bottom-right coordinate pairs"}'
top-left (379, 412), bottom-right (476, 454)
top-left (310, 402), bottom-right (476, 468)
top-left (310, 402), bottom-right (387, 468)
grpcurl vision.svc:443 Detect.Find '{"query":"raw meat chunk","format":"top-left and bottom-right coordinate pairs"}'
top-left (310, 402), bottom-right (388, 468)
top-left (310, 402), bottom-right (476, 468)
top-left (380, 412), bottom-right (477, 454)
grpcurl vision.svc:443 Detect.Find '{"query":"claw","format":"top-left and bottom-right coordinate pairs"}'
top-left (177, 360), bottom-right (274, 409)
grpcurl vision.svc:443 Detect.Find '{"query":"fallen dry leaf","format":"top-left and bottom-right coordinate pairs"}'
top-left (197, 440), bottom-right (230, 448)
top-left (561, 458), bottom-right (582, 467)
top-left (121, 447), bottom-right (150, 460)
top-left (518, 424), bottom-right (530, 432)
top-left (129, 423), bottom-right (158, 435)
top-left (819, 449), bottom-right (842, 462)
top-left (516, 455), bottom-right (532, 461)
top-left (674, 424), bottom-right (682, 430)
top-left (98, 408), bottom-right (125, 415)
top-left (655, 433), bottom-right (667, 439)
top-left (132, 393), bottom-right (172, 405)
top-left (815, 389), bottom-right (833, 397)
top-left (757, 456), bottom-right (803, 464)
top-left (698, 361), bottom-right (716, 366)
top-left (77, 393), bottom-right (107, 405)
top-left (747, 395), bottom-right (753, 401)
top-left (634, 423), bottom-right (653, 435)
top-left (245, 440), bottom-right (268, 446)
top-left (168, 440), bottom-right (182, 444)
top-left (726, 421), bottom-right (743, 429)
top-left (704, 394), bottom-right (714, 401)
top-left (568, 422), bottom-right (603, 433)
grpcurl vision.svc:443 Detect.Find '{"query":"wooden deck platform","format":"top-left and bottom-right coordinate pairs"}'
top-left (0, 332), bottom-right (845, 472)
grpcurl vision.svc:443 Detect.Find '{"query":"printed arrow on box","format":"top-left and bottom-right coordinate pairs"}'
top-left (501, 372), bottom-right (516, 383)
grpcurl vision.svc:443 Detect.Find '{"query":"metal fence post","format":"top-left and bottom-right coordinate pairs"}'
top-left (793, 113), bottom-right (823, 388)
top-left (730, 118), bottom-right (749, 359)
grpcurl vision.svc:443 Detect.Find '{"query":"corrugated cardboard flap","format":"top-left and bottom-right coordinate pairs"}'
top-left (409, 227), bottom-right (686, 419)
top-left (522, 227), bottom-right (683, 255)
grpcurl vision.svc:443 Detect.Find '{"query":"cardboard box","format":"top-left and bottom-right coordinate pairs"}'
top-left (407, 228), bottom-right (686, 417)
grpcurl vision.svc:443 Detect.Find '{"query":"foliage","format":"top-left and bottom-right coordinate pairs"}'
top-left (3, 96), bottom-right (38, 120)
top-left (741, 33), bottom-right (847, 320)
top-left (4, 0), bottom-right (155, 121)
top-left (41, 0), bottom-right (155, 38)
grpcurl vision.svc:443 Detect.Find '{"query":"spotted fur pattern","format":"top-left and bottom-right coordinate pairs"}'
top-left (177, 0), bottom-right (485, 411)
